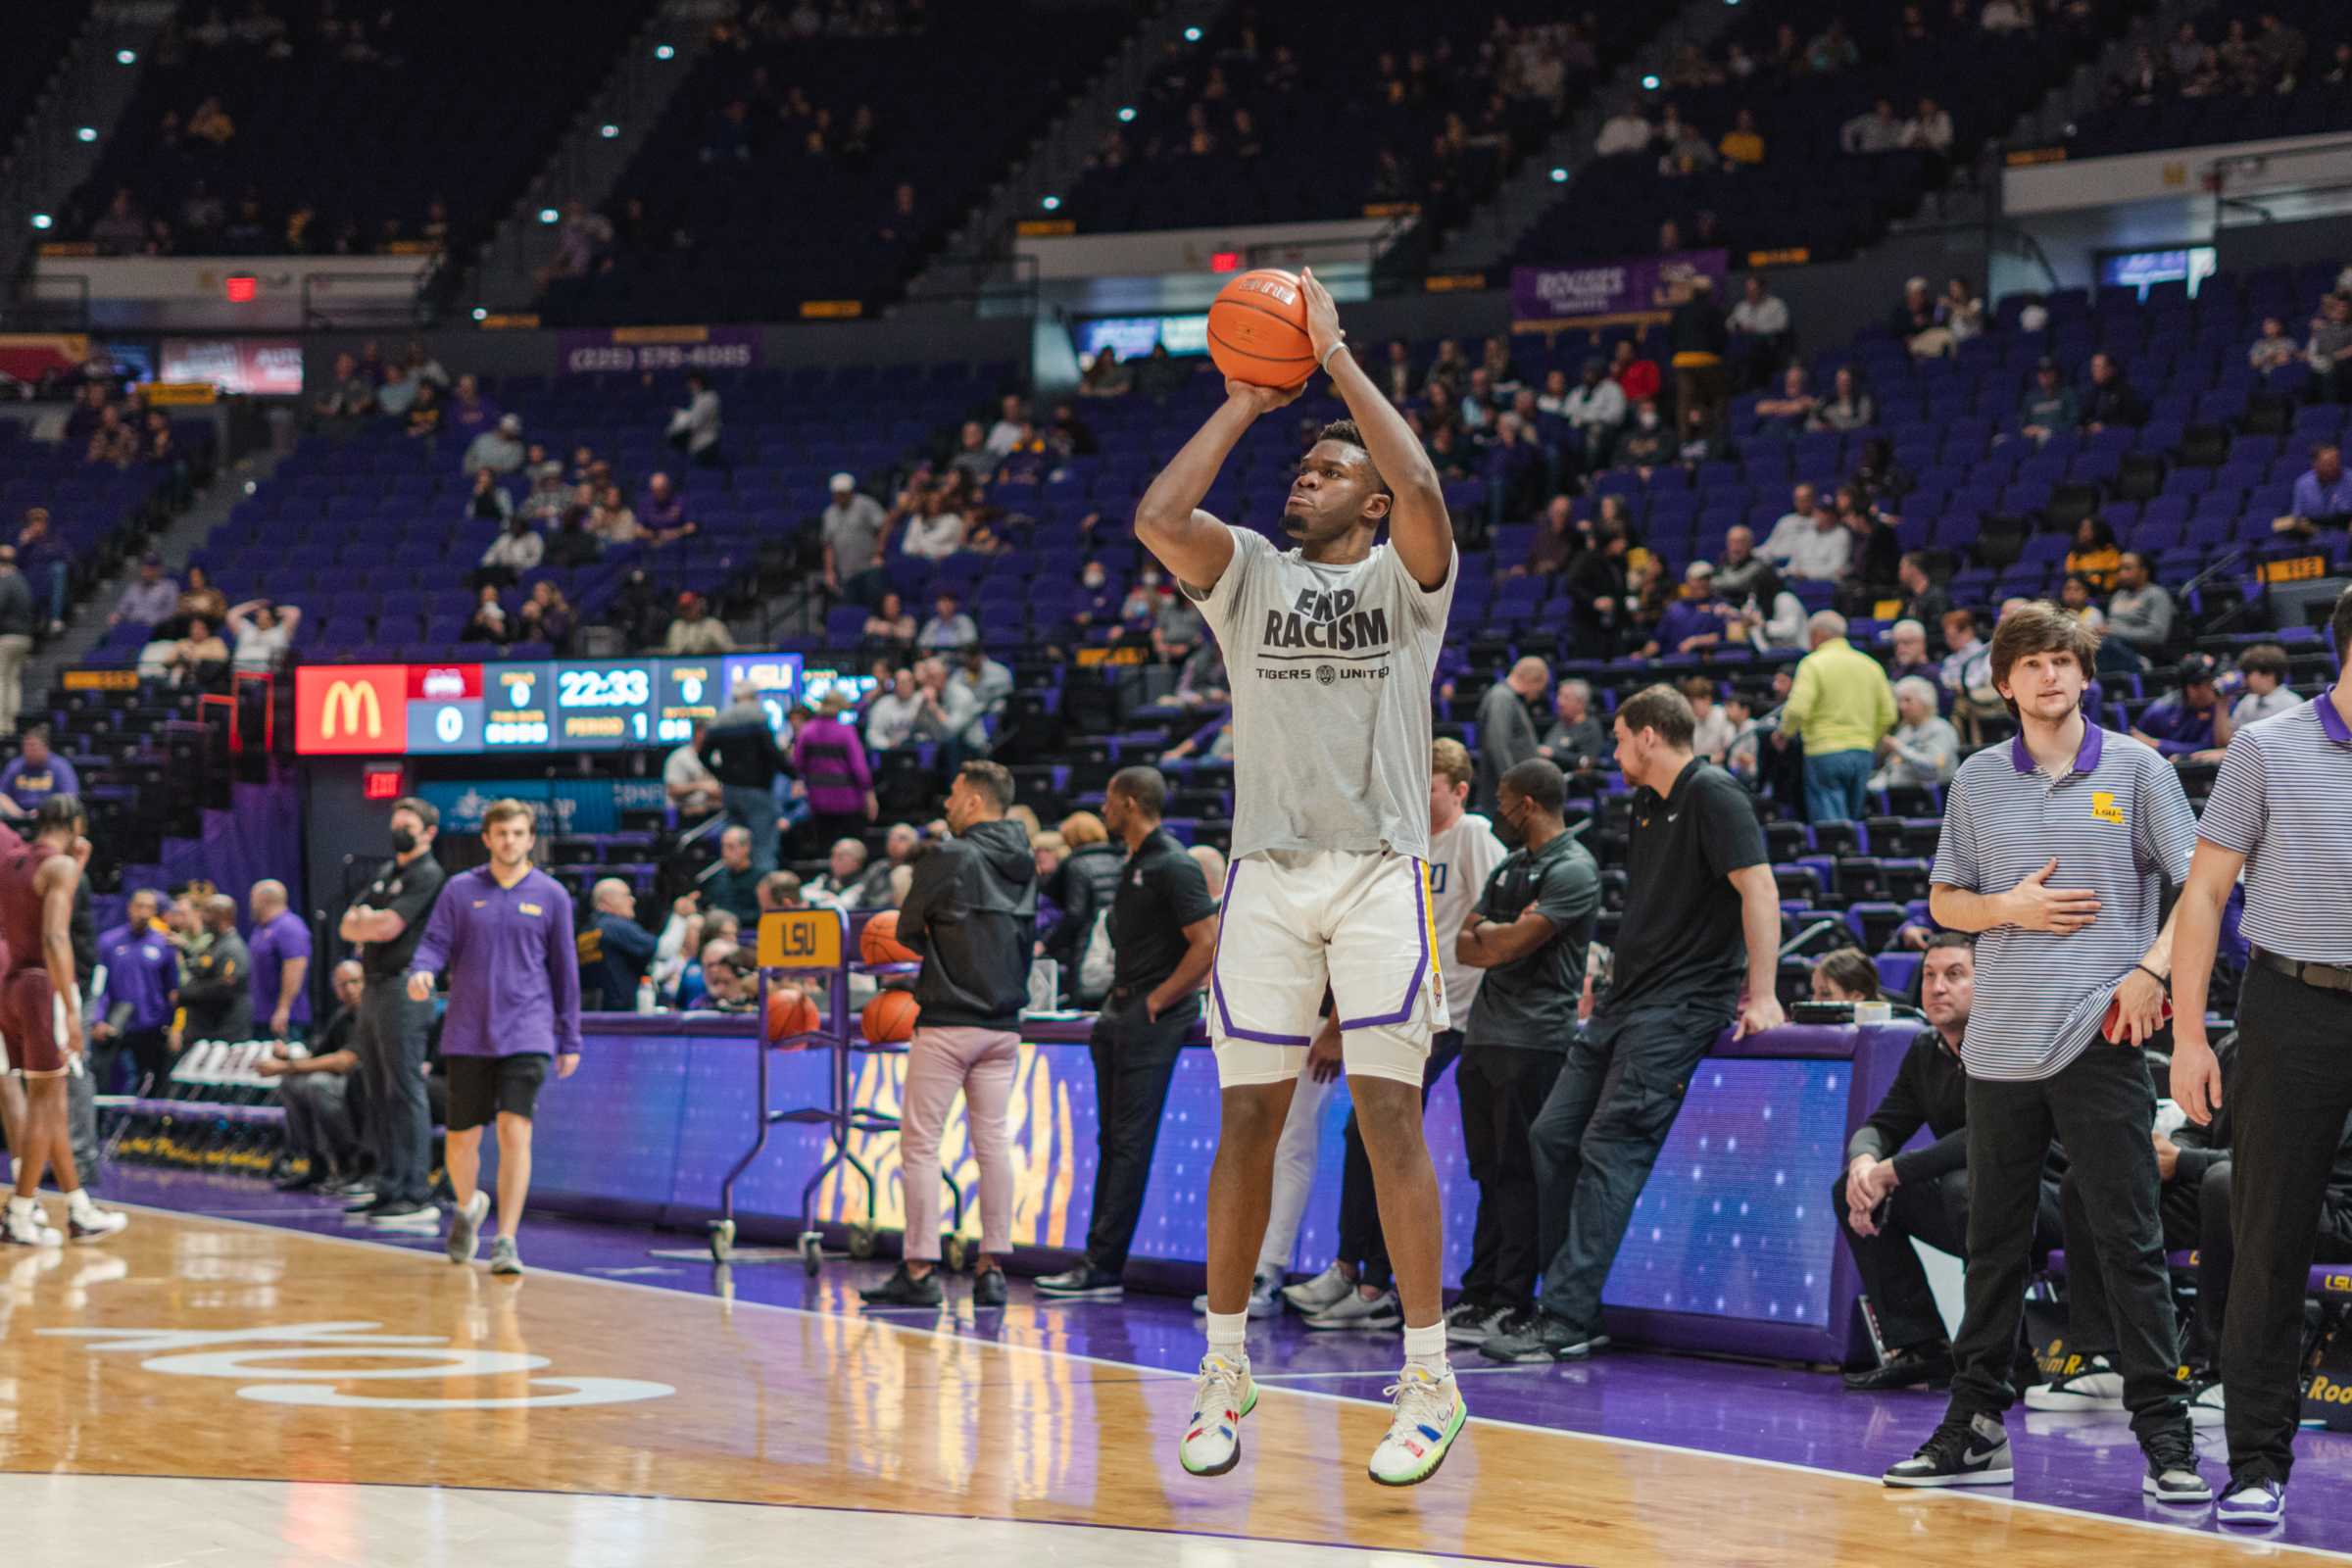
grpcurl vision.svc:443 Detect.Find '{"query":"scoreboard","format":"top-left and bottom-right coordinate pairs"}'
top-left (296, 655), bottom-right (804, 757)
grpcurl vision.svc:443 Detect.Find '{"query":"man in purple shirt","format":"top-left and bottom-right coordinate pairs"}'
top-left (92, 887), bottom-right (176, 1092)
top-left (1645, 563), bottom-right (1733, 657)
top-left (2276, 443), bottom-right (2352, 537)
top-left (246, 878), bottom-right (313, 1040)
top-left (639, 470), bottom-right (688, 531)
top-left (108, 554), bottom-right (178, 630)
top-left (0, 729), bottom-right (80, 820)
top-left (2131, 656), bottom-right (2230, 765)
top-left (408, 799), bottom-right (580, 1276)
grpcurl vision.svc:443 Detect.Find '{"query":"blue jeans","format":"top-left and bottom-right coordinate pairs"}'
top-left (1803, 749), bottom-right (1873, 823)
top-left (722, 783), bottom-right (779, 873)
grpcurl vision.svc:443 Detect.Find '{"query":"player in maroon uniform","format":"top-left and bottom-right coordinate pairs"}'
top-left (3, 796), bottom-right (124, 1246)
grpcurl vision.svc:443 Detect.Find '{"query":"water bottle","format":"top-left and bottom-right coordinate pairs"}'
top-left (636, 975), bottom-right (657, 1015)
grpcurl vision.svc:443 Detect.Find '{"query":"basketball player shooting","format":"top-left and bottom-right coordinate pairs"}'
top-left (1136, 268), bottom-right (1462, 1487)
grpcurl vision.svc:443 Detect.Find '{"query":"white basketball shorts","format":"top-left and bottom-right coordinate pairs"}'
top-left (1207, 849), bottom-right (1446, 1089)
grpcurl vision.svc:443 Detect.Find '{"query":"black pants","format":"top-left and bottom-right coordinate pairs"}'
top-left (1950, 1044), bottom-right (2186, 1445)
top-left (1335, 1028), bottom-right (1464, 1291)
top-left (1531, 1000), bottom-right (1731, 1330)
top-left (353, 981), bottom-right (433, 1205)
top-left (1457, 1039), bottom-right (1560, 1309)
top-left (93, 1027), bottom-right (172, 1096)
top-left (2222, 963), bottom-right (2352, 1487)
top-left (279, 1070), bottom-right (364, 1173)
top-left (1083, 995), bottom-right (1196, 1277)
top-left (1836, 1168), bottom-right (2064, 1355)
top-left (799, 811), bottom-right (868, 860)
top-left (2059, 1158), bottom-right (2203, 1362)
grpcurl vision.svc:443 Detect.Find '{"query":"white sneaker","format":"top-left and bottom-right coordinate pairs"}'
top-left (2188, 1377), bottom-right (2226, 1427)
top-left (1193, 1270), bottom-right (1281, 1318)
top-left (2023, 1356), bottom-right (2125, 1411)
top-left (446, 1192), bottom-right (490, 1264)
top-left (1368, 1363), bottom-right (1466, 1487)
top-left (1281, 1261), bottom-right (1354, 1315)
top-left (3, 1202), bottom-right (60, 1248)
top-left (1177, 1351), bottom-right (1257, 1477)
top-left (68, 1204), bottom-right (127, 1243)
top-left (1304, 1288), bottom-right (1401, 1332)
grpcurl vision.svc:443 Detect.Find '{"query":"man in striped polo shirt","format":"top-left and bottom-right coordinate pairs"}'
top-left (1884, 603), bottom-right (2207, 1503)
top-left (2168, 585), bottom-right (2352, 1529)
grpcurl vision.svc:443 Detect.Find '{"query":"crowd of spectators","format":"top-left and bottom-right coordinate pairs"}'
top-left (2103, 10), bottom-right (2347, 111)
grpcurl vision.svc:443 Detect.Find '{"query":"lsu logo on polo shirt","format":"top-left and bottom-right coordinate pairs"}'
top-left (2090, 791), bottom-right (2126, 827)
top-left (519, 902), bottom-right (544, 916)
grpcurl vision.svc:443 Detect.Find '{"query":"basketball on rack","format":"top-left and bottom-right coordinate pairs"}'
top-left (1206, 268), bottom-right (1315, 388)
top-left (861, 989), bottom-right (919, 1044)
top-left (859, 909), bottom-right (920, 964)
top-left (765, 982), bottom-right (820, 1045)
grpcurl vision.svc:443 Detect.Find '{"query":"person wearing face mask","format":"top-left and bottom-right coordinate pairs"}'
top-left (336, 798), bottom-right (448, 1229)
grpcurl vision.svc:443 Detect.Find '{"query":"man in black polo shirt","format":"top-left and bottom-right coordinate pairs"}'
top-left (1038, 765), bottom-right (1219, 1300)
top-left (1449, 759), bottom-right (1599, 1348)
top-left (335, 797), bottom-right (447, 1226)
top-left (1835, 934), bottom-right (2065, 1391)
top-left (1488, 684), bottom-right (1784, 1362)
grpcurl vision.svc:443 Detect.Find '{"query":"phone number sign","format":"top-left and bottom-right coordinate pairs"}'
top-left (556, 325), bottom-right (760, 375)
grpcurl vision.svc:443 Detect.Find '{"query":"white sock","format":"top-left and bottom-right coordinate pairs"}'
top-left (8, 1195), bottom-right (34, 1220)
top-left (1204, 1308), bottom-right (1249, 1362)
top-left (1402, 1321), bottom-right (1449, 1377)
top-left (66, 1188), bottom-right (98, 1221)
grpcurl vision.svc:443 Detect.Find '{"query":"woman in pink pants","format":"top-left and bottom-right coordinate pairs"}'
top-left (860, 761), bottom-right (1037, 1309)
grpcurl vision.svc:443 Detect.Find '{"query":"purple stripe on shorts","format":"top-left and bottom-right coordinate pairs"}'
top-left (1337, 858), bottom-right (1430, 1032)
top-left (1209, 859), bottom-right (1313, 1048)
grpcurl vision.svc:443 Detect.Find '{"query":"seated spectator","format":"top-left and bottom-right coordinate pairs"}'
top-left (1644, 562), bottom-right (1731, 657)
top-left (403, 383), bottom-right (441, 438)
top-left (583, 484), bottom-right (639, 545)
top-left (545, 509), bottom-right (601, 567)
top-left (1676, 404), bottom-right (1731, 466)
top-left (897, 480), bottom-right (967, 562)
top-left (1613, 399), bottom-right (1670, 470)
top-left (1811, 947), bottom-right (1881, 1004)
top-left (2082, 352), bottom-right (2148, 431)
top-left (255, 959), bottom-right (368, 1187)
top-left (1541, 679), bottom-right (1608, 773)
top-left (462, 586), bottom-right (510, 645)
top-left (0, 726), bottom-right (78, 818)
top-left (1890, 277), bottom-right (1946, 357)
top-left (864, 667), bottom-right (923, 752)
top-left (1608, 338), bottom-right (1660, 404)
top-left (1980, 0), bottom-right (2032, 34)
top-left (1719, 108), bottom-right (1766, 167)
top-left (1902, 98), bottom-right (1954, 158)
top-left (2019, 357), bottom-right (2080, 442)
top-left (2275, 442), bottom-right (2352, 535)
top-left (1759, 483), bottom-right (1823, 564)
top-left (1660, 114), bottom-right (1717, 176)
top-left (2132, 655), bottom-right (2230, 764)
top-left (375, 364), bottom-right (417, 420)
top-left (464, 465), bottom-right (515, 524)
top-left (1841, 97), bottom-right (1906, 154)
top-left (665, 372), bottom-right (721, 466)
top-left (1712, 526), bottom-right (1775, 605)
top-left (2065, 516), bottom-right (2122, 591)
top-left (2103, 552), bottom-right (2174, 662)
top-left (804, 838), bottom-right (873, 911)
top-left (1786, 500), bottom-right (1853, 582)
top-left (1520, 496), bottom-right (1580, 577)
top-left (699, 827), bottom-right (763, 928)
top-left (1940, 607), bottom-right (1992, 702)
top-left (1808, 366), bottom-right (1876, 431)
top-left (1895, 556), bottom-right (1951, 638)
top-left (1152, 584), bottom-right (1206, 664)
top-left (1888, 618), bottom-right (1937, 685)
top-left (662, 593), bottom-right (735, 655)
top-left (110, 554), bottom-right (179, 630)
top-left (862, 592), bottom-right (917, 660)
top-left (446, 373), bottom-right (498, 436)
top-left (1685, 675), bottom-right (1736, 761)
top-left (917, 592), bottom-right (977, 654)
top-left (1873, 677), bottom-right (1961, 789)
top-left (90, 187), bottom-right (148, 254)
top-left (2230, 642), bottom-right (2298, 728)
top-left (168, 614), bottom-right (228, 684)
top-left (85, 406), bottom-right (138, 468)
top-left (1554, 357), bottom-right (1627, 467)
top-left (475, 515), bottom-right (543, 586)
top-left (2249, 316), bottom-right (2301, 373)
top-left (1728, 275), bottom-right (1792, 389)
top-left (1749, 367), bottom-right (1818, 440)
top-left (514, 581), bottom-right (573, 655)
top-left (2057, 572), bottom-right (2107, 629)
top-left (1935, 274), bottom-right (1982, 343)
top-left (909, 657), bottom-right (984, 760)
top-left (1077, 348), bottom-right (1132, 399)
top-left (225, 598), bottom-right (298, 674)
top-left (462, 413), bottom-right (526, 475)
top-left (638, 471), bottom-right (688, 533)
top-left (1167, 640), bottom-right (1224, 709)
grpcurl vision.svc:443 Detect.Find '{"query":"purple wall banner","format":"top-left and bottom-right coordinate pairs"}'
top-left (1512, 249), bottom-right (1730, 327)
top-left (555, 325), bottom-right (760, 376)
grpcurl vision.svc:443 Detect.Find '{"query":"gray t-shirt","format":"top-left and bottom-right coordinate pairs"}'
top-left (823, 493), bottom-right (887, 576)
top-left (1186, 526), bottom-right (1455, 861)
top-left (1465, 831), bottom-right (1600, 1054)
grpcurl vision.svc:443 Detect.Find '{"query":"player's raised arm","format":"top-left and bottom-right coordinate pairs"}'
top-left (1298, 268), bottom-right (1452, 589)
top-left (1134, 379), bottom-right (1299, 593)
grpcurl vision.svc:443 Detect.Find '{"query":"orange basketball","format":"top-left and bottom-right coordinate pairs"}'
top-left (858, 909), bottom-right (918, 965)
top-left (765, 983), bottom-right (821, 1044)
top-left (1207, 269), bottom-right (1315, 387)
top-left (861, 989), bottom-right (919, 1044)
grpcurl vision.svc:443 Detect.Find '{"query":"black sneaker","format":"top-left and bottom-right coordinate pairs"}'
top-left (1034, 1264), bottom-right (1123, 1300)
top-left (2142, 1432), bottom-right (2213, 1505)
top-left (860, 1264), bottom-right (945, 1307)
top-left (274, 1165), bottom-right (322, 1193)
top-left (1479, 1311), bottom-right (1609, 1363)
top-left (1446, 1299), bottom-right (1514, 1348)
top-left (972, 1267), bottom-right (1008, 1308)
top-left (1884, 1413), bottom-right (2013, 1487)
top-left (1842, 1344), bottom-right (1954, 1393)
top-left (344, 1195), bottom-right (393, 1218)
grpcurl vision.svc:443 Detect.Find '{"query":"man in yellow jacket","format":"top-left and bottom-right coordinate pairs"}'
top-left (1777, 610), bottom-right (1897, 823)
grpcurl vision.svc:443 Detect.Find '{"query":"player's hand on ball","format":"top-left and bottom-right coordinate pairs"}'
top-left (1298, 267), bottom-right (1344, 364)
top-left (1225, 377), bottom-right (1302, 417)
top-left (406, 971), bottom-right (434, 1003)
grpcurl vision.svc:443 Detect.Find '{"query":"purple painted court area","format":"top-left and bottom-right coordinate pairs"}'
top-left (114, 1166), bottom-right (2352, 1551)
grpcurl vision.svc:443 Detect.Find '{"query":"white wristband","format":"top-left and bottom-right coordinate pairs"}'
top-left (1318, 335), bottom-right (1348, 374)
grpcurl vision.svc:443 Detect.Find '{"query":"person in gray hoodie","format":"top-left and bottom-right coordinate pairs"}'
top-left (860, 760), bottom-right (1035, 1310)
